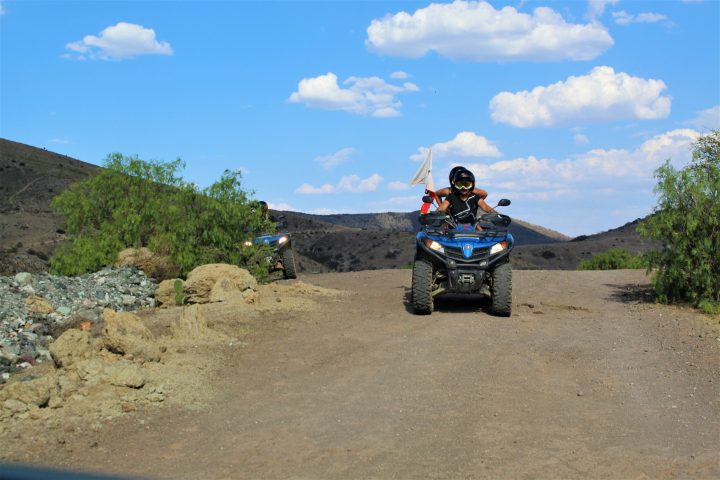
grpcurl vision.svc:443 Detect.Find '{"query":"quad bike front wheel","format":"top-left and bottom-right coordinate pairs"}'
top-left (411, 258), bottom-right (434, 315)
top-left (282, 248), bottom-right (297, 279)
top-left (489, 262), bottom-right (512, 317)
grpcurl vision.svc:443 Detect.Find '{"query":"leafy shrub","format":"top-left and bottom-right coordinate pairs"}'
top-left (50, 153), bottom-right (274, 278)
top-left (577, 248), bottom-right (647, 271)
top-left (637, 130), bottom-right (720, 313)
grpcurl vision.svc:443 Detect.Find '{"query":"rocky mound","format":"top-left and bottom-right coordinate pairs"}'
top-left (0, 264), bottom-right (344, 440)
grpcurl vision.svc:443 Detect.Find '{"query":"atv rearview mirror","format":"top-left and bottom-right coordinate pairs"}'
top-left (497, 199), bottom-right (511, 207)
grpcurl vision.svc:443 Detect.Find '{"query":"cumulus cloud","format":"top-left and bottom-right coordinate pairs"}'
top-left (466, 129), bottom-right (698, 189)
top-left (65, 22), bottom-right (173, 60)
top-left (267, 202), bottom-right (296, 211)
top-left (366, 0), bottom-right (613, 62)
top-left (574, 133), bottom-right (589, 145)
top-left (686, 105), bottom-right (720, 130)
top-left (586, 0), bottom-right (619, 20)
top-left (289, 73), bottom-right (419, 117)
top-left (295, 173), bottom-right (384, 194)
top-left (390, 71), bottom-right (410, 79)
top-left (613, 11), bottom-right (668, 25)
top-left (0, 1), bottom-right (5, 15)
top-left (314, 147), bottom-right (355, 170)
top-left (387, 181), bottom-right (410, 191)
top-left (490, 66), bottom-right (671, 127)
top-left (411, 132), bottom-right (501, 161)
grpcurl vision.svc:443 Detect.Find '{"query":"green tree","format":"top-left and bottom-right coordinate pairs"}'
top-left (638, 130), bottom-right (720, 312)
top-left (50, 153), bottom-right (273, 278)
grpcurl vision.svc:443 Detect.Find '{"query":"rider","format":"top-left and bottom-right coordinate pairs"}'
top-left (437, 169), bottom-right (495, 224)
top-left (258, 201), bottom-right (278, 223)
top-left (435, 166), bottom-right (488, 203)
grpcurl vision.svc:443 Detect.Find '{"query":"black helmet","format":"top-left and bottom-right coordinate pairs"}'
top-left (452, 169), bottom-right (475, 192)
top-left (449, 166), bottom-right (468, 184)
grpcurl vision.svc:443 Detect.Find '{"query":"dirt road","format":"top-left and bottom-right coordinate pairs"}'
top-left (4, 269), bottom-right (719, 479)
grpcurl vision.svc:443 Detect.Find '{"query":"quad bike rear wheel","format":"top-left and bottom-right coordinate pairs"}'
top-left (412, 258), bottom-right (434, 315)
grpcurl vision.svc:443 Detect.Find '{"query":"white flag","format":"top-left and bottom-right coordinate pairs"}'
top-left (409, 147), bottom-right (435, 193)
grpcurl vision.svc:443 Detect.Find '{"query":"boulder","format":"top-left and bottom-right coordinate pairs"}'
top-left (115, 247), bottom-right (179, 281)
top-left (1, 376), bottom-right (57, 408)
top-left (102, 309), bottom-right (161, 362)
top-left (49, 329), bottom-right (95, 368)
top-left (25, 295), bottom-right (54, 314)
top-left (155, 279), bottom-right (184, 307)
top-left (184, 264), bottom-right (257, 304)
top-left (209, 276), bottom-right (240, 303)
top-left (106, 361), bottom-right (146, 388)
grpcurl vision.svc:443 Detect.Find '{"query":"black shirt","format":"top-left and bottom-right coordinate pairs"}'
top-left (446, 192), bottom-right (479, 224)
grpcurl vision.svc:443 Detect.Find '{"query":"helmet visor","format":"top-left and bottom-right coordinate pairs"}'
top-left (454, 180), bottom-right (473, 190)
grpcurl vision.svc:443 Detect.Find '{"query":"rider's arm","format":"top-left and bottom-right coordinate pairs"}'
top-left (478, 198), bottom-right (496, 214)
top-left (435, 187), bottom-right (450, 201)
top-left (473, 187), bottom-right (488, 199)
top-left (437, 199), bottom-right (451, 212)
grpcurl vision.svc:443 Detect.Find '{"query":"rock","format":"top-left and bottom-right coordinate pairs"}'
top-left (184, 264), bottom-right (257, 304)
top-left (102, 309), bottom-right (160, 362)
top-left (155, 279), bottom-right (183, 307)
top-left (106, 361), bottom-right (145, 388)
top-left (3, 399), bottom-right (28, 414)
top-left (115, 247), bottom-right (179, 281)
top-left (14, 272), bottom-right (32, 285)
top-left (1, 376), bottom-right (57, 407)
top-left (49, 329), bottom-right (95, 368)
top-left (75, 359), bottom-right (108, 383)
top-left (56, 306), bottom-right (72, 316)
top-left (171, 304), bottom-right (209, 339)
top-left (242, 289), bottom-right (258, 304)
top-left (209, 277), bottom-right (240, 303)
top-left (121, 295), bottom-right (136, 306)
top-left (24, 296), bottom-right (54, 314)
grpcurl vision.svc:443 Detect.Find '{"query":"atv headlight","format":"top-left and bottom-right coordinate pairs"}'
top-left (278, 235), bottom-right (289, 245)
top-left (243, 240), bottom-right (253, 247)
top-left (424, 239), bottom-right (444, 253)
top-left (490, 241), bottom-right (507, 255)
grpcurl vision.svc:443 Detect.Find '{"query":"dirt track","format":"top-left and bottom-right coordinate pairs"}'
top-left (3, 269), bottom-right (719, 479)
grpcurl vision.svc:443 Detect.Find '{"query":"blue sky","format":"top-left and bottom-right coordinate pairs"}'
top-left (1, 0), bottom-right (718, 236)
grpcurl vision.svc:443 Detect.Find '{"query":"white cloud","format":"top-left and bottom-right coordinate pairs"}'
top-left (411, 131), bottom-right (501, 161)
top-left (586, 0), bottom-right (619, 20)
top-left (267, 202), bottom-right (296, 211)
top-left (387, 181), bottom-right (410, 191)
top-left (65, 22), bottom-right (173, 60)
top-left (49, 138), bottom-right (70, 145)
top-left (574, 133), bottom-right (589, 145)
top-left (289, 73), bottom-right (419, 117)
top-left (466, 129), bottom-right (698, 189)
top-left (314, 147), bottom-right (355, 170)
top-left (295, 173), bottom-right (384, 194)
top-left (687, 105), bottom-right (720, 130)
top-left (490, 66), bottom-right (671, 127)
top-left (0, 1), bottom-right (5, 15)
top-left (613, 11), bottom-right (668, 25)
top-left (390, 71), bottom-right (410, 79)
top-left (366, 1), bottom-right (613, 62)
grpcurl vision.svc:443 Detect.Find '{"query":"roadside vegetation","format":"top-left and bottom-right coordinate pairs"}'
top-left (577, 248), bottom-right (647, 271)
top-left (638, 130), bottom-right (720, 314)
top-left (50, 153), bottom-right (273, 278)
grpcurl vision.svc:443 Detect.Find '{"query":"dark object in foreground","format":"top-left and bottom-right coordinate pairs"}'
top-left (412, 200), bottom-right (514, 316)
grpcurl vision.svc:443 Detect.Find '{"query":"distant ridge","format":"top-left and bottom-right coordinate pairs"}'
top-left (1, 138), bottom-right (645, 274)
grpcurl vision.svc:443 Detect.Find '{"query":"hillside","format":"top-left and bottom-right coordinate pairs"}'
top-left (0, 138), bottom-right (650, 275)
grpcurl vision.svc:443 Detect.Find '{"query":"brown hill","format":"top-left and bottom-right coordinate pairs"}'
top-left (0, 138), bottom-right (649, 275)
top-left (0, 139), bottom-right (100, 274)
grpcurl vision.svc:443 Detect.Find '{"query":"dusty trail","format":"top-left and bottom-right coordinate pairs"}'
top-left (4, 269), bottom-right (719, 479)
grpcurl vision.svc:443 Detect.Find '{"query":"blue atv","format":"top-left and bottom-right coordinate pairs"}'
top-left (412, 199), bottom-right (513, 316)
top-left (250, 218), bottom-right (297, 279)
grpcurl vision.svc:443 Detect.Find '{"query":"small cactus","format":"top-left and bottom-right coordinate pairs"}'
top-left (174, 279), bottom-right (185, 306)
